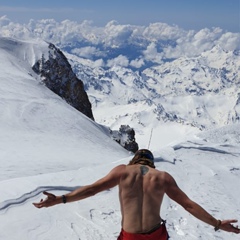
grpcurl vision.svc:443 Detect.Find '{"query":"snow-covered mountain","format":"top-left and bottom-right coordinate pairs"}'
top-left (0, 19), bottom-right (240, 239)
top-left (1, 18), bottom-right (239, 135)
top-left (1, 17), bottom-right (239, 142)
top-left (0, 37), bottom-right (240, 239)
top-left (63, 37), bottom-right (240, 149)
top-left (0, 17), bottom-right (239, 160)
top-left (67, 45), bottom-right (240, 131)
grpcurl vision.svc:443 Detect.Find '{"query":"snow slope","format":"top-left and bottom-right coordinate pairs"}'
top-left (0, 37), bottom-right (240, 240)
top-left (0, 37), bottom-right (128, 181)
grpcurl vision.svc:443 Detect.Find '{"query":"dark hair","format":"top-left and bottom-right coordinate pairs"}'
top-left (128, 149), bottom-right (155, 168)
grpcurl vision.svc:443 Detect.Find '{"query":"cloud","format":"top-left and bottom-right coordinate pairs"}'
top-left (143, 42), bottom-right (163, 63)
top-left (71, 46), bottom-right (98, 59)
top-left (143, 22), bottom-right (184, 41)
top-left (93, 59), bottom-right (105, 68)
top-left (107, 55), bottom-right (129, 68)
top-left (162, 27), bottom-right (239, 59)
top-left (130, 58), bottom-right (145, 68)
top-left (103, 20), bottom-right (136, 47)
top-left (0, 18), bottom-right (239, 67)
top-left (218, 32), bottom-right (240, 51)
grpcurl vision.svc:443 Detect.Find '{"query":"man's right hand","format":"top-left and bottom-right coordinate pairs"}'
top-left (33, 191), bottom-right (61, 208)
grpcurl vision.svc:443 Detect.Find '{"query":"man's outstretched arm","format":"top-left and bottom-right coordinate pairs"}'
top-left (33, 164), bottom-right (126, 208)
top-left (164, 172), bottom-right (240, 234)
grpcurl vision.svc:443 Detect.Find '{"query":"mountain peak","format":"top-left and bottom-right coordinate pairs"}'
top-left (32, 41), bottom-right (94, 120)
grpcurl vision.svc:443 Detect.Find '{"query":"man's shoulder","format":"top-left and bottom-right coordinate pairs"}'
top-left (116, 164), bottom-right (127, 168)
top-left (153, 169), bottom-right (172, 180)
top-left (111, 164), bottom-right (127, 172)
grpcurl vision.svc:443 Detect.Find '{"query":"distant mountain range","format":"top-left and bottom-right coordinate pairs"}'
top-left (1, 18), bottom-right (240, 138)
top-left (65, 44), bottom-right (240, 131)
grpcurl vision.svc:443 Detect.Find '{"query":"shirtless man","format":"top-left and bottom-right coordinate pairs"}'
top-left (33, 149), bottom-right (240, 239)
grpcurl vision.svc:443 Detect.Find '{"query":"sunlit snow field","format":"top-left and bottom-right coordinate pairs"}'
top-left (0, 38), bottom-right (240, 240)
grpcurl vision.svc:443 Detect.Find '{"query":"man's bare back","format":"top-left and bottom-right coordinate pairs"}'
top-left (119, 164), bottom-right (166, 233)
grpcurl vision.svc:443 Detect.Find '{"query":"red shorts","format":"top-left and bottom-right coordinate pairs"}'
top-left (117, 223), bottom-right (169, 240)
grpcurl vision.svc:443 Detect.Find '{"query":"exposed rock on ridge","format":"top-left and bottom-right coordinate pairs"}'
top-left (111, 125), bottom-right (139, 153)
top-left (32, 43), bottom-right (94, 121)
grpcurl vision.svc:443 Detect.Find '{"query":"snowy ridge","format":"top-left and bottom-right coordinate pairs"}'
top-left (0, 37), bottom-right (128, 181)
top-left (0, 37), bottom-right (50, 68)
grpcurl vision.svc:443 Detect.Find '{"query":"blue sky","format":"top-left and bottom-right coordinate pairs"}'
top-left (0, 0), bottom-right (239, 32)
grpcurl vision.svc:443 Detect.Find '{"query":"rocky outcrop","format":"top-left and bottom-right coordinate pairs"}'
top-left (111, 125), bottom-right (139, 153)
top-left (32, 43), bottom-right (94, 121)
top-left (32, 43), bottom-right (140, 152)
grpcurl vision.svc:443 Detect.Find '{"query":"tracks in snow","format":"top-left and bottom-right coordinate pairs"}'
top-left (0, 185), bottom-right (80, 212)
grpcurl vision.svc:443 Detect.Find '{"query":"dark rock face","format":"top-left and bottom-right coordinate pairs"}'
top-left (111, 125), bottom-right (139, 153)
top-left (32, 43), bottom-right (94, 121)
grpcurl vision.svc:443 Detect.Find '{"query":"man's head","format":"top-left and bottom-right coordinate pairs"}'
top-left (128, 149), bottom-right (155, 168)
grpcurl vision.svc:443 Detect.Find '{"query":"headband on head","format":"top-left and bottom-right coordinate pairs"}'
top-left (135, 149), bottom-right (154, 162)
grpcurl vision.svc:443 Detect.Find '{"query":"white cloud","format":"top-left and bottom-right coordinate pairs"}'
top-left (143, 22), bottom-right (184, 41)
top-left (162, 27), bottom-right (240, 59)
top-left (130, 58), bottom-right (145, 68)
top-left (103, 21), bottom-right (136, 47)
top-left (218, 32), bottom-right (240, 51)
top-left (0, 18), bottom-right (239, 64)
top-left (71, 46), bottom-right (97, 59)
top-left (107, 55), bottom-right (129, 67)
top-left (93, 59), bottom-right (105, 68)
top-left (143, 42), bottom-right (163, 63)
